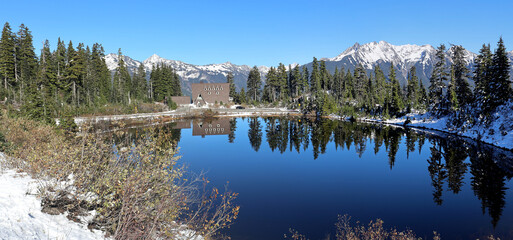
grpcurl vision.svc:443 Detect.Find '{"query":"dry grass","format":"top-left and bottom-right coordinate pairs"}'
top-left (0, 111), bottom-right (239, 239)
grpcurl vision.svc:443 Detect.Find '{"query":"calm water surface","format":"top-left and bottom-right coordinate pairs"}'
top-left (109, 117), bottom-right (513, 239)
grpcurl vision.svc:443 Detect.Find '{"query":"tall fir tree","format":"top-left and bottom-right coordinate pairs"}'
top-left (489, 37), bottom-right (512, 110)
top-left (16, 24), bottom-right (38, 103)
top-left (277, 63), bottom-right (288, 100)
top-left (247, 66), bottom-right (261, 102)
top-left (429, 44), bottom-right (448, 113)
top-left (388, 64), bottom-right (404, 114)
top-left (227, 71), bottom-right (236, 101)
top-left (406, 66), bottom-right (420, 110)
top-left (310, 57), bottom-right (320, 93)
top-left (449, 66), bottom-right (459, 110)
top-left (451, 45), bottom-right (472, 107)
top-left (0, 22), bottom-right (16, 101)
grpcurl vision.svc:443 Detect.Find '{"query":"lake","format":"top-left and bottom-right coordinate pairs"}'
top-left (102, 117), bottom-right (513, 239)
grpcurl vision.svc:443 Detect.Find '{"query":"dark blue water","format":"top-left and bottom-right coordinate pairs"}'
top-left (112, 117), bottom-right (513, 239)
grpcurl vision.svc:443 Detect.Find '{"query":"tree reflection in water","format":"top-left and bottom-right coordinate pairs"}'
top-left (246, 117), bottom-right (512, 227)
top-left (99, 117), bottom-right (512, 230)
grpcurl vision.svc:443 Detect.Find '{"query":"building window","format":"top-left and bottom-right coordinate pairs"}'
top-left (204, 87), bottom-right (207, 91)
top-left (208, 92), bottom-right (211, 95)
top-left (216, 91), bottom-right (219, 95)
top-left (220, 87), bottom-right (223, 90)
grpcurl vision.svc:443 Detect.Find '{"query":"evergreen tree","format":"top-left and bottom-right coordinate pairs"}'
top-left (16, 24), bottom-right (38, 104)
top-left (489, 37), bottom-right (512, 110)
top-left (353, 64), bottom-right (367, 105)
top-left (277, 63), bottom-right (288, 100)
top-left (291, 65), bottom-right (301, 97)
top-left (406, 66), bottom-right (420, 110)
top-left (473, 44), bottom-right (493, 109)
top-left (429, 44), bottom-right (448, 113)
top-left (247, 66), bottom-right (261, 102)
top-left (449, 66), bottom-right (459, 110)
top-left (310, 57), bottom-right (320, 93)
top-left (374, 65), bottom-right (387, 108)
top-left (36, 39), bottom-right (56, 117)
top-left (418, 80), bottom-right (428, 108)
top-left (133, 64), bottom-right (147, 100)
top-left (451, 45), bottom-right (472, 107)
top-left (91, 43), bottom-right (111, 104)
top-left (319, 60), bottom-right (331, 91)
top-left (113, 49), bottom-right (131, 104)
top-left (238, 87), bottom-right (247, 104)
top-left (301, 65), bottom-right (309, 95)
top-left (0, 22), bottom-right (16, 101)
top-left (262, 67), bottom-right (277, 102)
top-left (227, 71), bottom-right (236, 101)
top-left (343, 70), bottom-right (353, 99)
top-left (389, 64), bottom-right (404, 114)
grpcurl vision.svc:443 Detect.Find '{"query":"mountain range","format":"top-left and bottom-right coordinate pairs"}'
top-left (105, 41), bottom-right (513, 95)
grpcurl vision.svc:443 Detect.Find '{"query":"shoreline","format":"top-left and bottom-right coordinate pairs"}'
top-left (74, 107), bottom-right (513, 152)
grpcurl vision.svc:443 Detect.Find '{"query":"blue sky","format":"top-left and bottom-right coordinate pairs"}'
top-left (1, 0), bottom-right (512, 66)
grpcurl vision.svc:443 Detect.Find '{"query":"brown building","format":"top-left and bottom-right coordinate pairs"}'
top-left (191, 83), bottom-right (230, 106)
top-left (192, 118), bottom-right (231, 137)
top-left (171, 96), bottom-right (191, 106)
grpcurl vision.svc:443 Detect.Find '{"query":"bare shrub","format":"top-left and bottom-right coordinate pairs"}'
top-left (0, 111), bottom-right (239, 239)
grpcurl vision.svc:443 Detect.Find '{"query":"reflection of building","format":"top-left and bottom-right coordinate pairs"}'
top-left (191, 83), bottom-right (230, 106)
top-left (172, 120), bottom-right (191, 129)
top-left (193, 118), bottom-right (231, 136)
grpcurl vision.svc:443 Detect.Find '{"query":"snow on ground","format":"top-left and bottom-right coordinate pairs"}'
top-left (361, 101), bottom-right (513, 150)
top-left (0, 155), bottom-right (107, 240)
top-left (0, 152), bottom-right (204, 240)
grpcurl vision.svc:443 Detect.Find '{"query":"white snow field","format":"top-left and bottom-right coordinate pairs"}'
top-left (0, 153), bottom-right (106, 240)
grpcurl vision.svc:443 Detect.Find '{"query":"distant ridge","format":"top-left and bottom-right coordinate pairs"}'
top-left (105, 41), bottom-right (513, 94)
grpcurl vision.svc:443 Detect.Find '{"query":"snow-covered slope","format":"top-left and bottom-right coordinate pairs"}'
top-left (0, 160), bottom-right (107, 239)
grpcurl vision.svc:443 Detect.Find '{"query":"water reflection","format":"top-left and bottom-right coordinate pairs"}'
top-left (95, 116), bottom-right (513, 234)
top-left (248, 117), bottom-right (512, 228)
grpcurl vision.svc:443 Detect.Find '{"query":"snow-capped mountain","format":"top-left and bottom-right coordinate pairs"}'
top-left (105, 41), bottom-right (513, 96)
top-left (105, 53), bottom-right (269, 95)
top-left (312, 41), bottom-right (479, 87)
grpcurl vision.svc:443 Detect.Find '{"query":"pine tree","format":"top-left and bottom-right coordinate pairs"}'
top-left (389, 64), bottom-right (404, 114)
top-left (406, 66), bottom-right (420, 110)
top-left (0, 22), bottom-right (16, 101)
top-left (247, 66), bottom-right (261, 102)
top-left (473, 44), bottom-right (493, 109)
top-left (36, 39), bottom-right (56, 117)
top-left (489, 37), bottom-right (512, 110)
top-left (133, 64), bottom-right (147, 100)
top-left (353, 64), bottom-right (367, 105)
top-left (238, 87), bottom-right (247, 104)
top-left (451, 45), bottom-right (472, 107)
top-left (16, 24), bottom-right (38, 104)
top-left (91, 43), bottom-right (111, 104)
top-left (262, 67), bottom-right (277, 102)
top-left (113, 49), bottom-right (131, 104)
top-left (343, 70), bottom-right (353, 99)
top-left (301, 65), bottom-right (309, 95)
top-left (310, 57), bottom-right (320, 93)
top-left (449, 66), bottom-right (459, 110)
top-left (277, 63), bottom-right (288, 100)
top-left (291, 65), bottom-right (301, 97)
top-left (429, 44), bottom-right (448, 113)
top-left (227, 71), bottom-right (236, 101)
top-left (319, 60), bottom-right (331, 91)
top-left (374, 65), bottom-right (387, 108)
